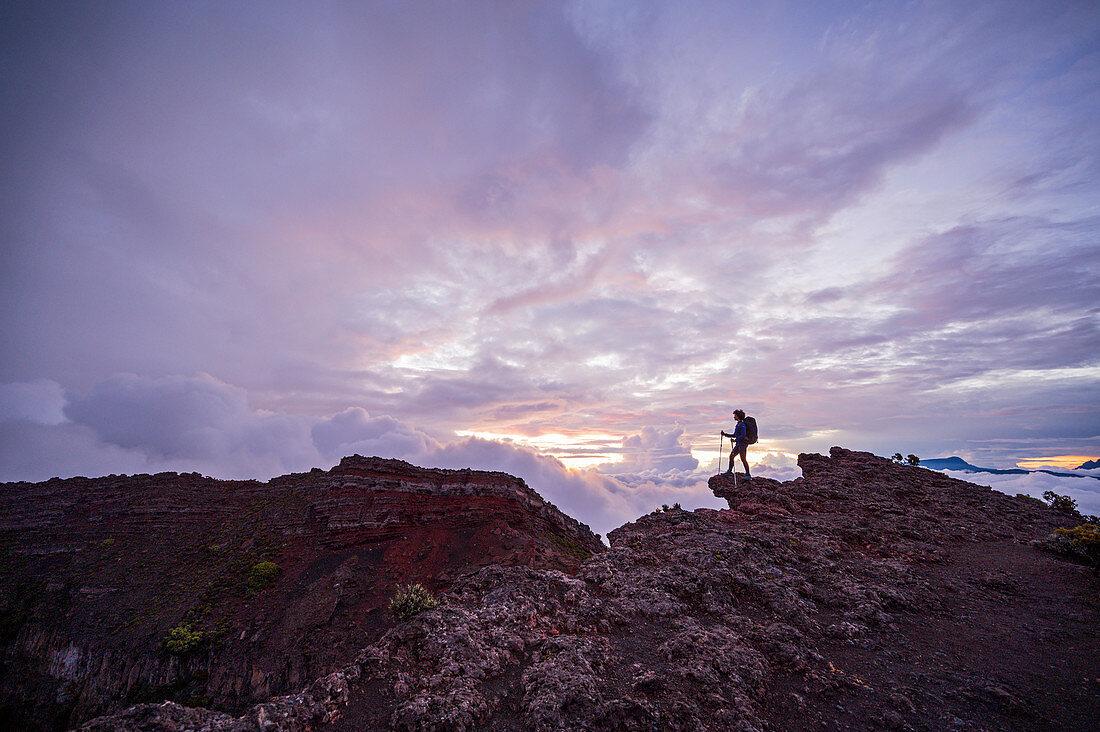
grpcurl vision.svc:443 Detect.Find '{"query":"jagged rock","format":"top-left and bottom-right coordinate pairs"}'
top-left (0, 456), bottom-right (601, 729)
top-left (80, 663), bottom-right (360, 731)
top-left (7, 447), bottom-right (1100, 731)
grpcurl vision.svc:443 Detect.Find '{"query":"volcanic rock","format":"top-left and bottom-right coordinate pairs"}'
top-left (0, 456), bottom-right (602, 730)
top-left (10, 448), bottom-right (1100, 731)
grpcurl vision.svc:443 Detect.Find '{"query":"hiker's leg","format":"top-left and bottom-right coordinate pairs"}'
top-left (736, 444), bottom-right (750, 476)
top-left (726, 448), bottom-right (735, 473)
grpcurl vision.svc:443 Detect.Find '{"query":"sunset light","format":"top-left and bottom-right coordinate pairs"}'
top-left (1016, 456), bottom-right (1098, 471)
top-left (456, 430), bottom-right (625, 469)
top-left (1, 0), bottom-right (1097, 530)
top-left (3, 4), bottom-right (1098, 727)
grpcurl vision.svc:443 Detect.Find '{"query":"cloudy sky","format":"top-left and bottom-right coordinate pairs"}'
top-left (2, 1), bottom-right (1098, 533)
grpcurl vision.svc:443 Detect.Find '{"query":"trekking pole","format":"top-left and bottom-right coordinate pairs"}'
top-left (717, 433), bottom-right (723, 474)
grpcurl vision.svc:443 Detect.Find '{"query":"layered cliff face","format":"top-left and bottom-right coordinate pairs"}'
top-left (0, 456), bottom-right (602, 730)
top-left (76, 448), bottom-right (1099, 732)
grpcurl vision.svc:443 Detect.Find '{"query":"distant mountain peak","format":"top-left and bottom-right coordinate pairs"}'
top-left (923, 456), bottom-right (1100, 480)
top-left (921, 456), bottom-right (979, 471)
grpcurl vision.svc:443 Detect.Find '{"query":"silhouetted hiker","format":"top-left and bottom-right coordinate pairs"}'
top-left (721, 409), bottom-right (751, 478)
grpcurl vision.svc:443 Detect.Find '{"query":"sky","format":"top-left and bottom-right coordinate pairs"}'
top-left (2, 1), bottom-right (1099, 534)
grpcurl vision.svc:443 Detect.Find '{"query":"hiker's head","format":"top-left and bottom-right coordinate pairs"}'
top-left (733, 409), bottom-right (746, 421)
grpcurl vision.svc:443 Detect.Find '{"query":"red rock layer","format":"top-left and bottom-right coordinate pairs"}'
top-left (87, 447), bottom-right (1097, 732)
top-left (0, 455), bottom-right (602, 729)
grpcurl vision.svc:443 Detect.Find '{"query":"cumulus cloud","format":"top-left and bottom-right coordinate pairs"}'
top-left (1, 2), bottom-right (1097, 488)
top-left (600, 424), bottom-right (698, 476)
top-left (60, 373), bottom-right (320, 479)
top-left (311, 408), bottom-right (436, 463)
top-left (65, 373), bottom-right (255, 458)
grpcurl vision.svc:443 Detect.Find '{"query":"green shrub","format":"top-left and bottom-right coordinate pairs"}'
top-left (245, 560), bottom-right (281, 596)
top-left (1042, 491), bottom-right (1078, 514)
top-left (164, 622), bottom-right (204, 656)
top-left (389, 583), bottom-right (438, 620)
top-left (1040, 524), bottom-right (1100, 571)
top-left (544, 531), bottom-right (594, 561)
top-left (906, 454), bottom-right (920, 466)
top-left (1054, 524), bottom-right (1100, 559)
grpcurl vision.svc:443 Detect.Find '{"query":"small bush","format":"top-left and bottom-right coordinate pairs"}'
top-left (1044, 524), bottom-right (1100, 571)
top-left (1042, 491), bottom-right (1078, 514)
top-left (1055, 524), bottom-right (1100, 551)
top-left (164, 622), bottom-right (204, 656)
top-left (245, 560), bottom-right (281, 596)
top-left (906, 454), bottom-right (920, 466)
top-left (389, 583), bottom-right (438, 620)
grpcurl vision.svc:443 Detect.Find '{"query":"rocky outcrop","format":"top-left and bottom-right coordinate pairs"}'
top-left (0, 456), bottom-right (602, 730)
top-left (81, 447), bottom-right (1099, 731)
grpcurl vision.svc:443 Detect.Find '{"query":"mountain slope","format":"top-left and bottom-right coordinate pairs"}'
top-left (80, 448), bottom-right (1099, 731)
top-left (0, 456), bottom-right (602, 730)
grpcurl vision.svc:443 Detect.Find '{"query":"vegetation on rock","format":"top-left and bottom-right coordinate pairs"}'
top-left (1049, 524), bottom-right (1100, 570)
top-left (389, 583), bottom-right (438, 619)
top-left (163, 622), bottom-right (204, 656)
top-left (15, 449), bottom-right (1100, 731)
top-left (245, 560), bottom-right (281, 596)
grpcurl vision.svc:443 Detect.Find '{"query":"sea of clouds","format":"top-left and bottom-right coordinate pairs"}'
top-left (938, 469), bottom-right (1100, 520)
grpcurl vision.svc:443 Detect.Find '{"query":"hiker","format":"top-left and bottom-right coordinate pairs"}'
top-left (721, 409), bottom-right (751, 478)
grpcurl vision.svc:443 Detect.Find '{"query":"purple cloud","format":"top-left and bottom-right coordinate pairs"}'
top-left (1, 1), bottom-right (1097, 509)
top-left (600, 425), bottom-right (699, 477)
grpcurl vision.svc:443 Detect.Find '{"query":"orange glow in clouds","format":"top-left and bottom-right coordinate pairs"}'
top-left (1015, 455), bottom-right (1097, 470)
top-left (455, 430), bottom-right (623, 469)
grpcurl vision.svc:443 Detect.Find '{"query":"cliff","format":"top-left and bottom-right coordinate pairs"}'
top-left (0, 455), bottom-right (602, 730)
top-left (8, 448), bottom-right (1100, 731)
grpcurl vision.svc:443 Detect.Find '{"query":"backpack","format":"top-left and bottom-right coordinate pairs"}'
top-left (744, 416), bottom-right (758, 444)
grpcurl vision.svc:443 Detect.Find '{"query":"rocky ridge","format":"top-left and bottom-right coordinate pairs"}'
top-left (77, 448), bottom-right (1099, 731)
top-left (0, 456), bottom-right (602, 730)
